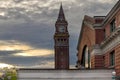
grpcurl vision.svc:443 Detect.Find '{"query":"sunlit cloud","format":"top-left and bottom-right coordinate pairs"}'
top-left (0, 63), bottom-right (13, 69)
top-left (0, 40), bottom-right (53, 57)
top-left (13, 49), bottom-right (54, 57)
top-left (0, 40), bottom-right (31, 51)
top-left (0, 12), bottom-right (5, 16)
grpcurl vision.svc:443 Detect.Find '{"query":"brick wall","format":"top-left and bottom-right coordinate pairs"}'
top-left (91, 55), bottom-right (104, 69)
top-left (104, 52), bottom-right (110, 68)
top-left (104, 10), bottom-right (120, 38)
top-left (103, 9), bottom-right (120, 77)
top-left (94, 55), bottom-right (104, 68)
top-left (115, 45), bottom-right (120, 76)
top-left (95, 29), bottom-right (105, 44)
top-left (78, 23), bottom-right (95, 62)
top-left (77, 1), bottom-right (120, 77)
top-left (115, 10), bottom-right (120, 28)
top-left (105, 24), bottom-right (111, 38)
top-left (103, 45), bottom-right (120, 76)
top-left (91, 55), bottom-right (95, 68)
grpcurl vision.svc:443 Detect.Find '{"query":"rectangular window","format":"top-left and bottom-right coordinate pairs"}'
top-left (110, 19), bottom-right (116, 33)
top-left (110, 51), bottom-right (115, 66)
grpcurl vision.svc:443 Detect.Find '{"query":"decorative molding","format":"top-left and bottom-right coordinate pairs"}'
top-left (101, 28), bottom-right (120, 46)
top-left (91, 28), bottom-right (120, 55)
top-left (91, 44), bottom-right (102, 55)
top-left (101, 27), bottom-right (120, 53)
top-left (93, 23), bottom-right (102, 28)
top-left (84, 21), bottom-right (94, 30)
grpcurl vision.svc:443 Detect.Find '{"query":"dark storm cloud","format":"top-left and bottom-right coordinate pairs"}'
top-left (0, 16), bottom-right (8, 20)
top-left (0, 55), bottom-right (54, 67)
top-left (0, 22), bottom-right (54, 49)
top-left (0, 51), bottom-right (21, 56)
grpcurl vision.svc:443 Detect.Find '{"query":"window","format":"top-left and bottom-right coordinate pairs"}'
top-left (64, 39), bottom-right (66, 41)
top-left (88, 53), bottom-right (90, 68)
top-left (61, 39), bottom-right (63, 41)
top-left (110, 51), bottom-right (115, 66)
top-left (104, 29), bottom-right (106, 38)
top-left (110, 19), bottom-right (116, 33)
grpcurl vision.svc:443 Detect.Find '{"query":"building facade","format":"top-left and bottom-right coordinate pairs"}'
top-left (54, 4), bottom-right (69, 69)
top-left (76, 0), bottom-right (120, 78)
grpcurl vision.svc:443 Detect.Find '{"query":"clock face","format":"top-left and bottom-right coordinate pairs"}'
top-left (59, 26), bottom-right (65, 32)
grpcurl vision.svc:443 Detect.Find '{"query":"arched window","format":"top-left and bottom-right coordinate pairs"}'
top-left (81, 45), bottom-right (90, 68)
top-left (85, 47), bottom-right (89, 68)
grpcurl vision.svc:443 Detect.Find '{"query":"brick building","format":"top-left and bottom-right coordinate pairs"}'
top-left (76, 0), bottom-right (120, 78)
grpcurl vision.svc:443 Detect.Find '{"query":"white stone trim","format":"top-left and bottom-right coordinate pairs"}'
top-left (101, 28), bottom-right (120, 53)
top-left (84, 21), bottom-right (94, 30)
top-left (92, 36), bottom-right (120, 55)
top-left (92, 28), bottom-right (120, 55)
top-left (91, 45), bottom-right (102, 55)
top-left (102, 36), bottom-right (120, 53)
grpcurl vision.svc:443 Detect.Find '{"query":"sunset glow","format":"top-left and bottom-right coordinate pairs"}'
top-left (13, 49), bottom-right (54, 57)
top-left (0, 40), bottom-right (31, 51)
top-left (0, 40), bottom-right (53, 57)
top-left (0, 45), bottom-right (31, 51)
top-left (0, 12), bottom-right (5, 16)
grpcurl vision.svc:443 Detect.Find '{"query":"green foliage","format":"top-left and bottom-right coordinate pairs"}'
top-left (1, 67), bottom-right (17, 80)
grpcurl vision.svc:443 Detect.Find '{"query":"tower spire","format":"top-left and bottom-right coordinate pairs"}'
top-left (54, 2), bottom-right (69, 70)
top-left (58, 3), bottom-right (65, 21)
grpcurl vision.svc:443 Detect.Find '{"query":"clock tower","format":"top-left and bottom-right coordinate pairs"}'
top-left (54, 4), bottom-right (69, 69)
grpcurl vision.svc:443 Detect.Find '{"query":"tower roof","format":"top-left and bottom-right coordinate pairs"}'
top-left (57, 3), bottom-right (66, 21)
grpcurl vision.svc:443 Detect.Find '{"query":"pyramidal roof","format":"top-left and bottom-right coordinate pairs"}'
top-left (57, 3), bottom-right (66, 21)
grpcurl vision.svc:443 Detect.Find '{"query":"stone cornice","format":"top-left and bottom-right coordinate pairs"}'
top-left (84, 21), bottom-right (94, 30)
top-left (54, 33), bottom-right (69, 37)
top-left (101, 27), bottom-right (120, 47)
top-left (91, 28), bottom-right (120, 55)
top-left (101, 0), bottom-right (120, 27)
top-left (102, 36), bottom-right (120, 54)
top-left (91, 44), bottom-right (102, 55)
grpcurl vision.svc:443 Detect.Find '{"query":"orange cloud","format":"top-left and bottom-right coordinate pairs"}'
top-left (0, 40), bottom-right (31, 51)
top-left (13, 49), bottom-right (54, 57)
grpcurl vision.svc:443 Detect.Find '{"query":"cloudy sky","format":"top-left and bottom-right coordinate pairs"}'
top-left (0, 0), bottom-right (118, 68)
